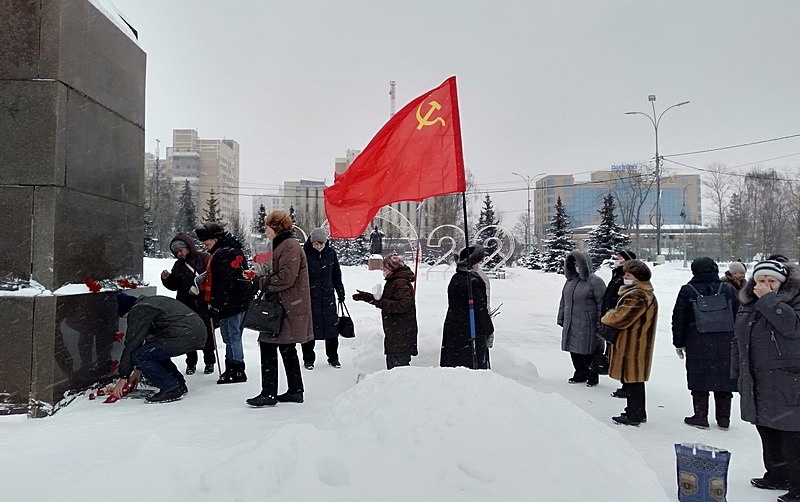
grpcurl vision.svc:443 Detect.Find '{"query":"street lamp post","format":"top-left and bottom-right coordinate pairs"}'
top-left (626, 95), bottom-right (690, 260)
top-left (511, 172), bottom-right (534, 254)
top-left (681, 183), bottom-right (692, 268)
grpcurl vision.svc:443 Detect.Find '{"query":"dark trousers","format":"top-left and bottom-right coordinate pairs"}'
top-left (301, 338), bottom-right (339, 365)
top-left (186, 318), bottom-right (216, 366)
top-left (130, 344), bottom-right (186, 392)
top-left (623, 382), bottom-right (646, 422)
top-left (757, 425), bottom-right (800, 488)
top-left (259, 342), bottom-right (304, 397)
top-left (570, 352), bottom-right (598, 382)
top-left (386, 354), bottom-right (411, 370)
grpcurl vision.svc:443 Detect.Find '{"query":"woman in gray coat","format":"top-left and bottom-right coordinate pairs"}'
top-left (557, 250), bottom-right (606, 387)
top-left (734, 260), bottom-right (800, 502)
top-left (247, 211), bottom-right (313, 408)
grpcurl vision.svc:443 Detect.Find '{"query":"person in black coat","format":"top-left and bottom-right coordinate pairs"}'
top-left (440, 245), bottom-right (494, 369)
top-left (672, 257), bottom-right (739, 429)
top-left (160, 233), bottom-right (216, 375)
top-left (301, 228), bottom-right (345, 369)
top-left (195, 222), bottom-right (253, 384)
top-left (601, 249), bottom-right (636, 399)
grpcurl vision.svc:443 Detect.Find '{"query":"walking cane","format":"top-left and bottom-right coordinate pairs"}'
top-left (209, 316), bottom-right (222, 378)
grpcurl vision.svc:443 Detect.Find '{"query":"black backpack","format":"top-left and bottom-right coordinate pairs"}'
top-left (687, 283), bottom-right (735, 333)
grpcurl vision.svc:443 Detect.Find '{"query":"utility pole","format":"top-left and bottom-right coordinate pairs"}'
top-left (512, 172), bottom-right (534, 254)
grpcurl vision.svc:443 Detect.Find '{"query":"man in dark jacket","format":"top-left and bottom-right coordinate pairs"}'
top-left (302, 228), bottom-right (345, 370)
top-left (112, 293), bottom-right (207, 404)
top-left (161, 233), bottom-right (216, 375)
top-left (195, 222), bottom-right (253, 384)
top-left (672, 257), bottom-right (738, 429)
top-left (601, 249), bottom-right (636, 399)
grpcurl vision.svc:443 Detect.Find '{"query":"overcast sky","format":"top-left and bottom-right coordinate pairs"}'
top-left (111, 0), bottom-right (800, 223)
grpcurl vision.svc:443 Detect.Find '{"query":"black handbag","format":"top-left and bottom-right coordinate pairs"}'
top-left (597, 322), bottom-right (620, 344)
top-left (337, 301), bottom-right (355, 338)
top-left (589, 345), bottom-right (610, 375)
top-left (243, 289), bottom-right (284, 337)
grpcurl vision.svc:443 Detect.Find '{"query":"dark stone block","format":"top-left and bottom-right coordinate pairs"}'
top-left (0, 186), bottom-right (34, 279)
top-left (40, 0), bottom-right (146, 125)
top-left (0, 80), bottom-right (68, 186)
top-left (0, 0), bottom-right (39, 79)
top-left (0, 297), bottom-right (34, 415)
top-left (33, 187), bottom-right (143, 290)
top-left (65, 89), bottom-right (144, 204)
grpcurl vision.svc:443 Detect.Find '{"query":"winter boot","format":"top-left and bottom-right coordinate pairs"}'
top-left (684, 393), bottom-right (710, 429)
top-left (246, 392), bottom-right (277, 407)
top-left (229, 361), bottom-right (247, 383)
top-left (185, 365), bottom-right (196, 375)
top-left (715, 393), bottom-right (732, 430)
top-left (145, 386), bottom-right (184, 404)
top-left (568, 371), bottom-right (588, 384)
top-left (203, 363), bottom-right (215, 375)
top-left (586, 372), bottom-right (599, 387)
top-left (276, 391), bottom-right (304, 403)
top-left (216, 359), bottom-right (232, 384)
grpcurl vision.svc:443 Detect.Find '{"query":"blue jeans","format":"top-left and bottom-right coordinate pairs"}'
top-left (130, 344), bottom-right (186, 392)
top-left (219, 311), bottom-right (246, 363)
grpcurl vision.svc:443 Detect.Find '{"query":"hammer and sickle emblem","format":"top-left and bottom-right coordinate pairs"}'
top-left (416, 100), bottom-right (446, 130)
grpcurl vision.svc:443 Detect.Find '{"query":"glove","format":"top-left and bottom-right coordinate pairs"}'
top-left (352, 290), bottom-right (375, 303)
top-left (337, 297), bottom-right (345, 304)
top-left (486, 333), bottom-right (495, 349)
top-left (676, 347), bottom-right (685, 360)
top-left (208, 306), bottom-right (221, 324)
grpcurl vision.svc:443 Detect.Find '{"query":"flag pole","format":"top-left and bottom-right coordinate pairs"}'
top-left (462, 191), bottom-right (478, 369)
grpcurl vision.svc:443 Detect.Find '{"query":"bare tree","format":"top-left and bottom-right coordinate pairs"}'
top-left (702, 162), bottom-right (735, 257)
top-left (609, 165), bottom-right (656, 255)
top-left (743, 167), bottom-right (789, 258)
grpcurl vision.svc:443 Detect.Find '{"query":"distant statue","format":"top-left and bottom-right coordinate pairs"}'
top-left (370, 226), bottom-right (385, 255)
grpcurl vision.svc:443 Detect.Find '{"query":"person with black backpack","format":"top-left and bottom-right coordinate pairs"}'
top-left (672, 257), bottom-right (739, 430)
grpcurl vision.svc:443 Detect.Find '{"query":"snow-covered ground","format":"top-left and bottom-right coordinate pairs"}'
top-left (0, 258), bottom-right (774, 501)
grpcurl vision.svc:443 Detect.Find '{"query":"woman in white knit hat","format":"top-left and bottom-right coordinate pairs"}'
top-left (734, 259), bottom-right (800, 502)
top-left (721, 261), bottom-right (747, 292)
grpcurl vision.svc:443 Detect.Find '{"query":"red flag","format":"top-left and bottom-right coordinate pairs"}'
top-left (324, 76), bottom-right (466, 238)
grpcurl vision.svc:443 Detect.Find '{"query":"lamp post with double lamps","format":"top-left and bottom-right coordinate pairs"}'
top-left (681, 183), bottom-right (692, 268)
top-left (625, 95), bottom-right (689, 261)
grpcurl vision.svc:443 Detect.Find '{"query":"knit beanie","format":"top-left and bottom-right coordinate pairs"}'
top-left (618, 250), bottom-right (637, 261)
top-left (728, 262), bottom-right (746, 275)
top-left (310, 227), bottom-right (328, 243)
top-left (170, 239), bottom-right (189, 254)
top-left (622, 259), bottom-right (651, 282)
top-left (117, 292), bottom-right (137, 317)
top-left (691, 257), bottom-right (719, 276)
top-left (383, 253), bottom-right (405, 272)
top-left (458, 244), bottom-right (486, 265)
top-left (753, 260), bottom-right (788, 283)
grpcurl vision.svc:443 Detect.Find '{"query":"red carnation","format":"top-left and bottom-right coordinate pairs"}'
top-left (231, 256), bottom-right (244, 269)
top-left (114, 332), bottom-right (124, 342)
top-left (84, 279), bottom-right (102, 293)
top-left (109, 360), bottom-right (119, 373)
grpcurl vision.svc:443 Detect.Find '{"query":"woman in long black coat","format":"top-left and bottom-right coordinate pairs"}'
top-left (440, 245), bottom-right (494, 370)
top-left (672, 257), bottom-right (739, 429)
top-left (301, 228), bottom-right (345, 369)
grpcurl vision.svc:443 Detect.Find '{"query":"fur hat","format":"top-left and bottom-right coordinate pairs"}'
top-left (383, 253), bottom-right (405, 272)
top-left (117, 292), bottom-right (137, 317)
top-left (691, 257), bottom-right (719, 276)
top-left (458, 244), bottom-right (486, 265)
top-left (618, 249), bottom-right (637, 261)
top-left (265, 211), bottom-right (293, 232)
top-left (309, 227), bottom-right (328, 243)
top-left (622, 259), bottom-right (651, 282)
top-left (728, 261), bottom-right (746, 275)
top-left (195, 222), bottom-right (224, 242)
top-left (753, 260), bottom-right (788, 283)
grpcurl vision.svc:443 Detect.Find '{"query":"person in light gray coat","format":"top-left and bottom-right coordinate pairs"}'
top-left (734, 260), bottom-right (800, 501)
top-left (557, 250), bottom-right (606, 387)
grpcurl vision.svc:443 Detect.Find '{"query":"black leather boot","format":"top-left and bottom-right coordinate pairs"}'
top-left (715, 393), bottom-right (732, 429)
top-left (684, 393), bottom-right (710, 429)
